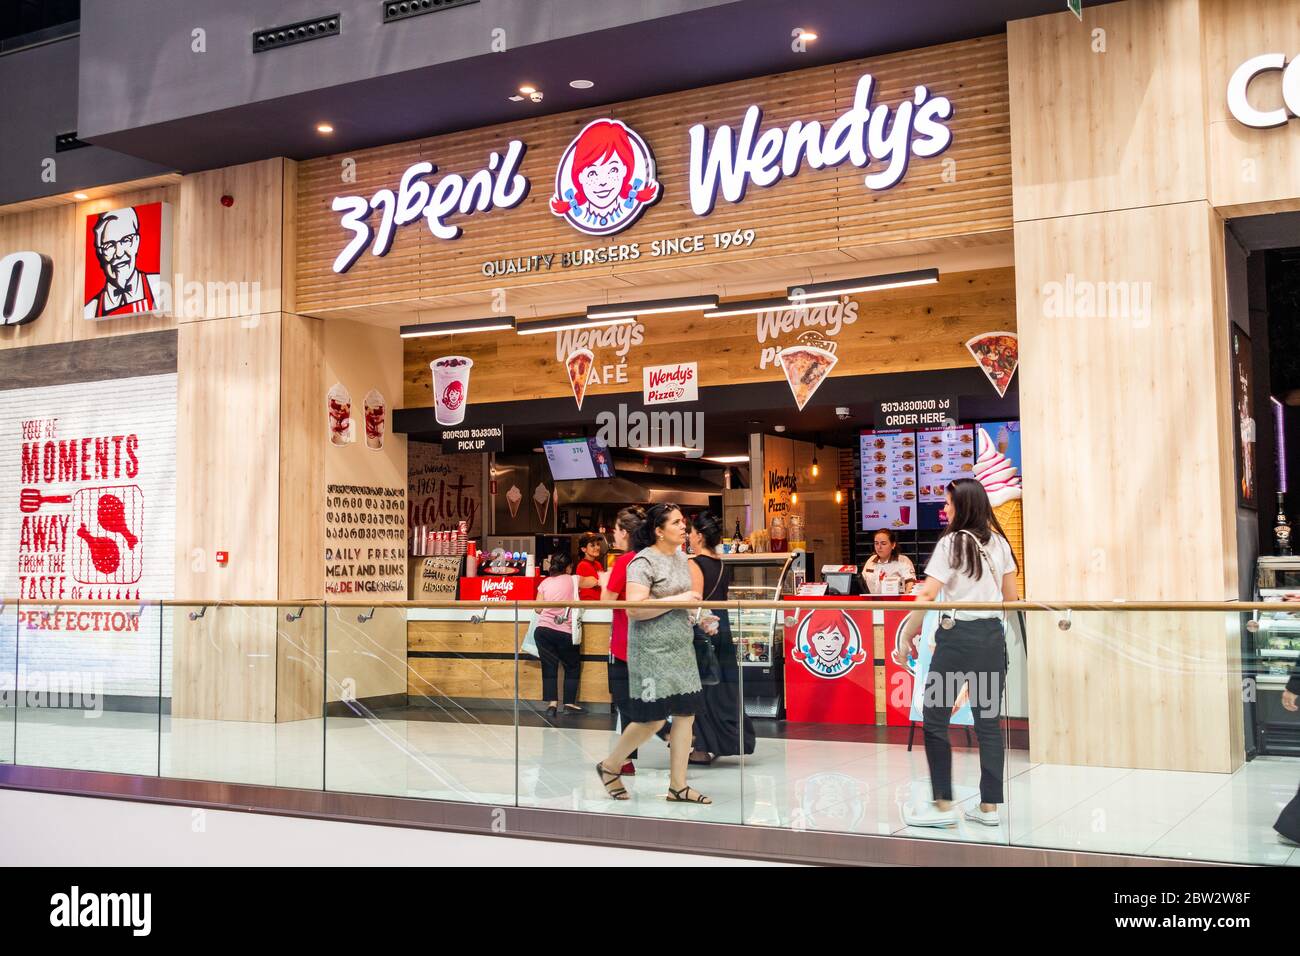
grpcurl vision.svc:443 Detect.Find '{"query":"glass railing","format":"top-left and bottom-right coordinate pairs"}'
top-left (1, 597), bottom-right (1295, 866)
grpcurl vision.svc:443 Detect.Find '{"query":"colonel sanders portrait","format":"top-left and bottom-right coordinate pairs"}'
top-left (84, 207), bottom-right (165, 318)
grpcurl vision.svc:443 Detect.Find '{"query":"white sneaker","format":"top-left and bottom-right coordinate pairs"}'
top-left (964, 805), bottom-right (1001, 827)
top-left (902, 801), bottom-right (959, 828)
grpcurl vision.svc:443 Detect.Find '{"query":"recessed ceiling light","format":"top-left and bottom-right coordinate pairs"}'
top-left (705, 455), bottom-right (750, 464)
top-left (635, 446), bottom-right (693, 454)
top-left (569, 79), bottom-right (594, 89)
top-left (795, 27), bottom-right (818, 41)
top-left (508, 95), bottom-right (525, 102)
top-left (73, 192), bottom-right (89, 200)
top-left (518, 85), bottom-right (537, 95)
top-left (316, 123), bottom-right (334, 134)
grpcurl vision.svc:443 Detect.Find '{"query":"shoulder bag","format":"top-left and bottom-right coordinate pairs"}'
top-left (691, 558), bottom-right (724, 687)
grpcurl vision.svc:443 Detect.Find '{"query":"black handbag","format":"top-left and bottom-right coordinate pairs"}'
top-left (692, 563), bottom-right (724, 687)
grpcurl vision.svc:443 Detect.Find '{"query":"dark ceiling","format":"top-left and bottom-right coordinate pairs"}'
top-left (85, 0), bottom-right (1081, 173)
top-left (397, 366), bottom-right (1020, 461)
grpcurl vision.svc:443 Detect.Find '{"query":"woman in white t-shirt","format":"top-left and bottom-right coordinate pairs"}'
top-left (862, 529), bottom-right (917, 595)
top-left (897, 477), bottom-right (1018, 831)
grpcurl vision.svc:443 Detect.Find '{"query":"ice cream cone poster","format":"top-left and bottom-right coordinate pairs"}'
top-left (505, 484), bottom-right (523, 519)
top-left (966, 331), bottom-right (1018, 398)
top-left (532, 483), bottom-right (551, 524)
top-left (974, 421), bottom-right (1025, 594)
top-left (565, 349), bottom-right (594, 409)
top-left (327, 383), bottom-right (355, 446)
top-left (777, 334), bottom-right (838, 410)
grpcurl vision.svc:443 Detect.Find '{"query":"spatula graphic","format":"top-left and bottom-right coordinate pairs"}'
top-left (19, 488), bottom-right (71, 513)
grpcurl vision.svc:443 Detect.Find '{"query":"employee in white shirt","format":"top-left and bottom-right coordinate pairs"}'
top-left (862, 529), bottom-right (917, 595)
top-left (898, 478), bottom-right (1018, 831)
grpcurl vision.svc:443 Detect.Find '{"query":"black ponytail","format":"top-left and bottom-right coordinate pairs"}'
top-left (631, 502), bottom-right (680, 551)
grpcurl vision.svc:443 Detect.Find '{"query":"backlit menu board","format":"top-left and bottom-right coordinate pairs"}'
top-left (916, 425), bottom-right (975, 505)
top-left (859, 430), bottom-right (918, 531)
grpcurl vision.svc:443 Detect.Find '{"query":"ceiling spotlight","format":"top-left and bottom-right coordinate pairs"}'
top-left (835, 489), bottom-right (843, 505)
top-left (73, 192), bottom-right (89, 200)
top-left (529, 91), bottom-right (544, 103)
top-left (794, 28), bottom-right (818, 42)
top-left (518, 85), bottom-right (536, 95)
top-left (316, 122), bottom-right (334, 134)
top-left (705, 455), bottom-right (750, 464)
top-left (569, 79), bottom-right (594, 89)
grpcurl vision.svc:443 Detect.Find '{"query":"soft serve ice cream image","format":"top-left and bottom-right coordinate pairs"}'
top-left (533, 483), bottom-right (551, 524)
top-left (505, 484), bottom-right (523, 519)
top-left (327, 382), bottom-right (354, 446)
top-left (973, 425), bottom-right (1024, 593)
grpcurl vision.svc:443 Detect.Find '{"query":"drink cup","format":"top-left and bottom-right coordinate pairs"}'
top-left (899, 505), bottom-right (911, 525)
top-left (432, 356), bottom-right (473, 426)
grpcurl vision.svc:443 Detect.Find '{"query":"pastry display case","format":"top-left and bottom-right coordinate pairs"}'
top-left (722, 551), bottom-right (811, 719)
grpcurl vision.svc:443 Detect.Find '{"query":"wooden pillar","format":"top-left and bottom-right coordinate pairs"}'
top-left (1008, 0), bottom-right (1243, 771)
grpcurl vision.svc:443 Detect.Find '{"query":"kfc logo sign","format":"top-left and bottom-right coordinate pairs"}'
top-left (550, 120), bottom-right (660, 236)
top-left (0, 251), bottom-right (53, 326)
top-left (84, 203), bottom-right (171, 319)
top-left (1228, 53), bottom-right (1300, 129)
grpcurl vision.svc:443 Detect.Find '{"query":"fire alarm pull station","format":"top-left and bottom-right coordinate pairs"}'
top-left (216, 551), bottom-right (229, 566)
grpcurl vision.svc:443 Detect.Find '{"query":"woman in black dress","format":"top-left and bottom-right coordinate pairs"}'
top-left (686, 512), bottom-right (756, 764)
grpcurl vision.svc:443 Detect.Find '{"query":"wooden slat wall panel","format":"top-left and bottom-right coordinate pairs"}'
top-left (296, 35), bottom-right (1011, 315)
top-left (408, 657), bottom-right (611, 704)
top-left (408, 619), bottom-right (613, 655)
top-left (279, 312), bottom-right (325, 600)
top-left (401, 266), bottom-right (1016, 406)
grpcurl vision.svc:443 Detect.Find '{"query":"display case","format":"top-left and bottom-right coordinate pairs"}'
top-left (722, 551), bottom-right (811, 719)
top-left (1251, 557), bottom-right (1300, 756)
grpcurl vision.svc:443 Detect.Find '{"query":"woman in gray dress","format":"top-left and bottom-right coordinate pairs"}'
top-left (596, 503), bottom-right (715, 804)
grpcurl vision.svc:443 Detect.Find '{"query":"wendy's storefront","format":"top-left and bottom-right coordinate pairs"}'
top-left (0, 0), bottom-right (1295, 777)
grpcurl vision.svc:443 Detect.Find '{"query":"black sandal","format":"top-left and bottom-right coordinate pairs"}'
top-left (596, 762), bottom-right (629, 800)
top-left (688, 751), bottom-right (715, 766)
top-left (666, 785), bottom-right (712, 804)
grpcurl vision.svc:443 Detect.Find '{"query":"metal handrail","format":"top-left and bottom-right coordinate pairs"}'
top-left (0, 597), bottom-right (1287, 611)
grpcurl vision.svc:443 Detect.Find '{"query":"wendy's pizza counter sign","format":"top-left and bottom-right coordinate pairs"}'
top-left (326, 73), bottom-right (954, 274)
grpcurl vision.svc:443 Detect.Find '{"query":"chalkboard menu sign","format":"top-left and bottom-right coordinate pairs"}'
top-left (412, 556), bottom-right (462, 600)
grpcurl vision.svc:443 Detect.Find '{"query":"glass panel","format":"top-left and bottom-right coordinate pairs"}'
top-left (737, 599), bottom-right (1016, 844)
top-left (0, 599), bottom-right (15, 765)
top-left (1009, 608), bottom-right (1292, 866)
top-left (516, 593), bottom-right (742, 824)
top-left (14, 600), bottom-right (162, 775)
top-left (327, 603), bottom-right (514, 803)
top-left (162, 603), bottom-right (324, 789)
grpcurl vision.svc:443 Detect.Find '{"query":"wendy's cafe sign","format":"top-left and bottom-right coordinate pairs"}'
top-left (329, 73), bottom-right (955, 273)
top-left (1228, 53), bottom-right (1300, 129)
top-left (0, 251), bottom-right (53, 326)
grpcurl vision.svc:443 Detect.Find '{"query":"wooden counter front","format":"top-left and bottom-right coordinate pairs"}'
top-left (408, 612), bottom-right (612, 705)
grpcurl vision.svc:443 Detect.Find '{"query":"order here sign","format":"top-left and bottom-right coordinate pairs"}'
top-left (873, 395), bottom-right (958, 430)
top-left (441, 425), bottom-right (504, 454)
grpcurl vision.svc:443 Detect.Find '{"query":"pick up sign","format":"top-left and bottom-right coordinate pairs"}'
top-left (642, 362), bottom-right (698, 405)
top-left (441, 425), bottom-right (504, 454)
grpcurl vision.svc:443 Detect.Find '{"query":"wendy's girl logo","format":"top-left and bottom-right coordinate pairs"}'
top-left (550, 119), bottom-right (660, 236)
top-left (791, 609), bottom-right (867, 679)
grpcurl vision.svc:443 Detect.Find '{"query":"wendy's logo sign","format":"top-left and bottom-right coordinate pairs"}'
top-left (791, 609), bottom-right (867, 679)
top-left (550, 119), bottom-right (660, 236)
top-left (442, 380), bottom-right (464, 411)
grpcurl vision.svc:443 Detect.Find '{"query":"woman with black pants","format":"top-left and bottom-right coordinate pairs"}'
top-left (533, 551), bottom-right (583, 719)
top-left (898, 477), bottom-right (1018, 829)
top-left (686, 512), bottom-right (755, 764)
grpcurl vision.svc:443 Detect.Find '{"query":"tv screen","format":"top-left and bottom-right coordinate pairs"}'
top-left (544, 438), bottom-right (616, 480)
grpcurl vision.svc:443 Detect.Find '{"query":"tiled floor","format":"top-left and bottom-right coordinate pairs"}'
top-left (5, 708), bottom-right (1300, 865)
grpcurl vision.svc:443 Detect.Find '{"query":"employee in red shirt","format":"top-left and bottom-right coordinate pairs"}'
top-left (575, 533), bottom-right (606, 601)
top-left (601, 508), bottom-right (645, 774)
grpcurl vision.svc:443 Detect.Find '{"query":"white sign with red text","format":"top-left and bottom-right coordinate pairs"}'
top-left (642, 362), bottom-right (698, 405)
top-left (0, 373), bottom-right (176, 698)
